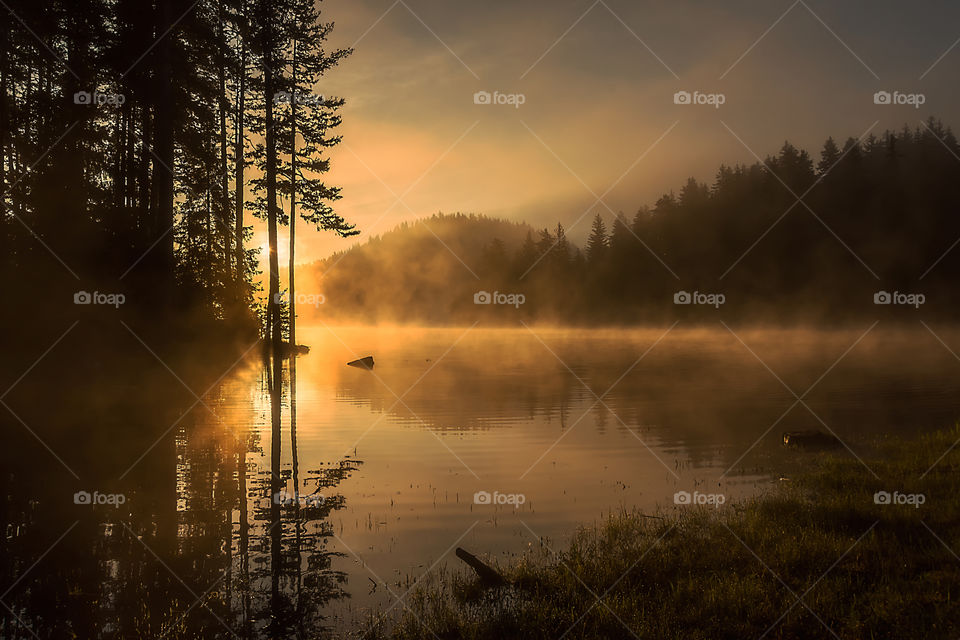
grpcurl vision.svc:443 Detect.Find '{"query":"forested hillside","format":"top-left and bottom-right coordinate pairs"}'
top-left (303, 120), bottom-right (960, 325)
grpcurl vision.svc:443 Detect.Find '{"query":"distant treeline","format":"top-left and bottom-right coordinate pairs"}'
top-left (0, 0), bottom-right (354, 346)
top-left (308, 120), bottom-right (960, 324)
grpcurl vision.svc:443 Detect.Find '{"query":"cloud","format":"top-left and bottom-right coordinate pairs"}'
top-left (257, 0), bottom-right (960, 266)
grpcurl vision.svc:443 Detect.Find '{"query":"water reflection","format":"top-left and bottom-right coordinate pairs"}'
top-left (284, 325), bottom-right (960, 631)
top-left (317, 326), bottom-right (960, 450)
top-left (1, 339), bottom-right (360, 639)
top-left (4, 325), bottom-right (960, 637)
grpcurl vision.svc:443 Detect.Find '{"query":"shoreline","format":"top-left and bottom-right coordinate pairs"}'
top-left (370, 426), bottom-right (960, 639)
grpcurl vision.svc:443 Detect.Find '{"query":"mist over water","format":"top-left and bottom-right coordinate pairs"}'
top-left (4, 0), bottom-right (960, 633)
top-left (242, 323), bottom-right (960, 628)
top-left (3, 323), bottom-right (960, 636)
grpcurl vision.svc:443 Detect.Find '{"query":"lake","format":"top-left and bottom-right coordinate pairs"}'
top-left (3, 325), bottom-right (960, 637)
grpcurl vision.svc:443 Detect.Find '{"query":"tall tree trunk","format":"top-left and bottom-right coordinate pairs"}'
top-left (217, 0), bottom-right (231, 283)
top-left (263, 21), bottom-right (281, 356)
top-left (154, 0), bottom-right (176, 306)
top-left (234, 13), bottom-right (247, 296)
top-left (113, 110), bottom-right (123, 212)
top-left (0, 23), bottom-right (8, 276)
top-left (288, 39), bottom-right (297, 350)
top-left (139, 105), bottom-right (152, 228)
top-left (58, 9), bottom-right (89, 269)
top-left (125, 105), bottom-right (135, 227)
top-left (262, 15), bottom-right (285, 617)
top-left (205, 184), bottom-right (212, 294)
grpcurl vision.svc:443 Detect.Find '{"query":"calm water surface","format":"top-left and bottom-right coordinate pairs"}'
top-left (234, 325), bottom-right (960, 632)
top-left (4, 325), bottom-right (960, 637)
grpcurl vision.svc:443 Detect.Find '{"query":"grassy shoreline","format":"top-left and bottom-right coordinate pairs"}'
top-left (371, 427), bottom-right (960, 639)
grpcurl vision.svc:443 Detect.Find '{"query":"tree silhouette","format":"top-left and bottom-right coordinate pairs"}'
top-left (272, 0), bottom-right (355, 349)
top-left (585, 213), bottom-right (608, 265)
top-left (302, 121), bottom-right (960, 325)
top-left (0, 0), bottom-right (356, 350)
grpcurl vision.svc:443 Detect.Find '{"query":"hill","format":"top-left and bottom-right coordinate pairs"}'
top-left (295, 120), bottom-right (960, 326)
top-left (297, 213), bottom-right (539, 324)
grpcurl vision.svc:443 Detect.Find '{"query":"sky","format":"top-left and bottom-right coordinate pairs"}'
top-left (258, 0), bottom-right (960, 264)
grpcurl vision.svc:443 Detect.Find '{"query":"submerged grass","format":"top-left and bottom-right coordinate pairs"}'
top-left (370, 426), bottom-right (960, 639)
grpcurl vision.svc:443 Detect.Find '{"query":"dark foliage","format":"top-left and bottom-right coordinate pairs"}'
top-left (308, 122), bottom-right (960, 325)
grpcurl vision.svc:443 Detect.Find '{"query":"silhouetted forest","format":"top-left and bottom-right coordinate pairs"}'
top-left (306, 120), bottom-right (960, 325)
top-left (1, 4), bottom-right (360, 635)
top-left (0, 0), bottom-right (355, 350)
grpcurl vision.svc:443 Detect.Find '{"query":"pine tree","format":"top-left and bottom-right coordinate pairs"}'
top-left (585, 213), bottom-right (608, 265)
top-left (246, 0), bottom-right (287, 351)
top-left (818, 136), bottom-right (841, 175)
top-left (273, 0), bottom-right (355, 349)
top-left (553, 223), bottom-right (570, 267)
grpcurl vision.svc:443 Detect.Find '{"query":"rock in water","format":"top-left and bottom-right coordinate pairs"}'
top-left (347, 356), bottom-right (375, 369)
top-left (782, 430), bottom-right (841, 451)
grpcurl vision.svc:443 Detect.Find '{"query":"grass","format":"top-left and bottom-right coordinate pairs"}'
top-left (370, 426), bottom-right (960, 639)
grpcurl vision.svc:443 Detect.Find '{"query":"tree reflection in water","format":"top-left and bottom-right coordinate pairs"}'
top-left (0, 352), bottom-right (360, 639)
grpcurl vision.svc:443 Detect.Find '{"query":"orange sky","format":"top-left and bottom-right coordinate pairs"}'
top-left (254, 0), bottom-right (960, 266)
